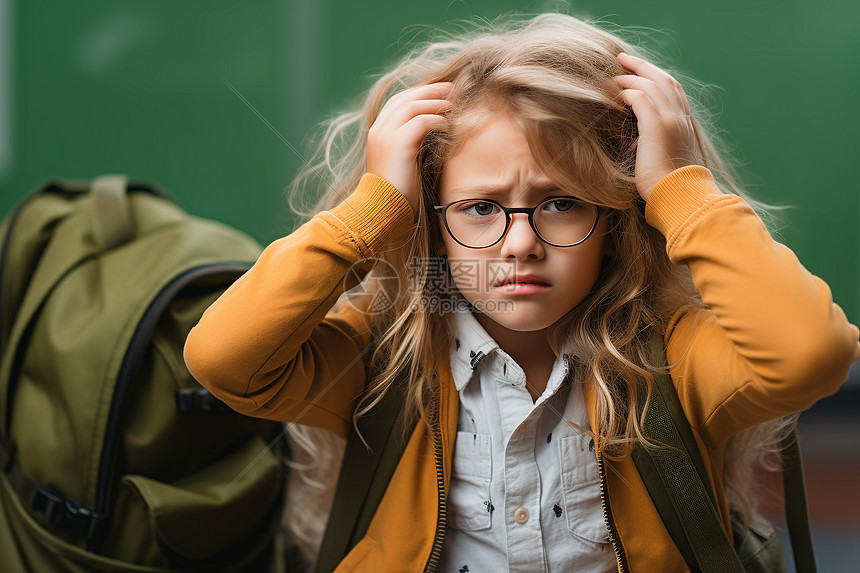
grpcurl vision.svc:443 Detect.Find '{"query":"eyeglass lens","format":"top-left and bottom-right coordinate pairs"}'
top-left (444, 198), bottom-right (598, 247)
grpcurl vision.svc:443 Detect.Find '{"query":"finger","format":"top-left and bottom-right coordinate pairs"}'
top-left (400, 81), bottom-right (455, 97)
top-left (398, 113), bottom-right (449, 146)
top-left (616, 53), bottom-right (690, 115)
top-left (616, 88), bottom-right (658, 127)
top-left (616, 53), bottom-right (679, 93)
top-left (613, 74), bottom-right (675, 114)
top-left (372, 99), bottom-right (451, 143)
top-left (615, 63), bottom-right (689, 117)
top-left (376, 82), bottom-right (453, 123)
top-left (384, 99), bottom-right (452, 130)
top-left (386, 83), bottom-right (454, 108)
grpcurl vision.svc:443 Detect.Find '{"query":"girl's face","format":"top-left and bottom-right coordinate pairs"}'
top-left (436, 110), bottom-right (610, 337)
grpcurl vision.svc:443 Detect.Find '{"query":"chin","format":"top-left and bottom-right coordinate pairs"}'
top-left (481, 311), bottom-right (556, 333)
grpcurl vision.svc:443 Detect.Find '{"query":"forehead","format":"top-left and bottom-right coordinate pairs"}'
top-left (439, 112), bottom-right (559, 202)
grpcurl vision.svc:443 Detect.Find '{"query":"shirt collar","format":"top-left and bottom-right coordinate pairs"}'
top-left (448, 309), bottom-right (573, 397)
top-left (449, 310), bottom-right (500, 391)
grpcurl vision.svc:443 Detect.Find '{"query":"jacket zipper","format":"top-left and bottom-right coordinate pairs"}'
top-left (423, 398), bottom-right (447, 573)
top-left (597, 451), bottom-right (629, 573)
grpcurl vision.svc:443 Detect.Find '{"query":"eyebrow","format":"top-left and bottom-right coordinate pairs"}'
top-left (447, 180), bottom-right (565, 197)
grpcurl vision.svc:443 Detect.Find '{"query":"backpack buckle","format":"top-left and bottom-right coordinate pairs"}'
top-left (175, 388), bottom-right (231, 414)
top-left (29, 486), bottom-right (106, 539)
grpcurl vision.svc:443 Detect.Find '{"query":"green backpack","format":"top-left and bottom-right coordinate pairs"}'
top-left (0, 175), bottom-right (287, 572)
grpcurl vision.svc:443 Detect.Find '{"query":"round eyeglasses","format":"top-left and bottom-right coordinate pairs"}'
top-left (433, 196), bottom-right (602, 249)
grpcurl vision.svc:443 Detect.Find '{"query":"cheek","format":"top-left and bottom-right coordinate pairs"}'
top-left (434, 226), bottom-right (448, 256)
top-left (583, 220), bottom-right (612, 275)
top-left (445, 249), bottom-right (486, 294)
top-left (567, 241), bottom-right (609, 297)
top-left (450, 267), bottom-right (481, 294)
top-left (434, 234), bottom-right (472, 293)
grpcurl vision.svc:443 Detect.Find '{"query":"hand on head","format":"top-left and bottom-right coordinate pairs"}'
top-left (613, 52), bottom-right (705, 201)
top-left (366, 82), bottom-right (453, 214)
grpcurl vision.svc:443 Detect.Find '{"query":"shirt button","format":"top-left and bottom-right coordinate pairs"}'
top-left (513, 507), bottom-right (529, 524)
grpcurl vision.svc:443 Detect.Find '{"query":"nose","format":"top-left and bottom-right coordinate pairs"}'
top-left (499, 213), bottom-right (545, 260)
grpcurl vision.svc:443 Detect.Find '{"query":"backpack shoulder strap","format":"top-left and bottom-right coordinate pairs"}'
top-left (314, 376), bottom-right (410, 573)
top-left (633, 334), bottom-right (817, 573)
top-left (782, 432), bottom-right (817, 572)
top-left (632, 335), bottom-right (745, 573)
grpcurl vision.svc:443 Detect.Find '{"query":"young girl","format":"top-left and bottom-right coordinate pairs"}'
top-left (184, 12), bottom-right (859, 573)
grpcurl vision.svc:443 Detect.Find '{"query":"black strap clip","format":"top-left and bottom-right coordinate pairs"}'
top-left (175, 388), bottom-right (231, 414)
top-left (28, 486), bottom-right (106, 539)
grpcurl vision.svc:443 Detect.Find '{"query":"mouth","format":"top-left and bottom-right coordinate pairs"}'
top-left (495, 274), bottom-right (552, 289)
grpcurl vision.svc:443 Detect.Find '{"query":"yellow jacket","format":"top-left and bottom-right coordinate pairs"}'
top-left (184, 166), bottom-right (860, 572)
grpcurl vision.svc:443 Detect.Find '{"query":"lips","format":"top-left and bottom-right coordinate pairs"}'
top-left (495, 274), bottom-right (552, 288)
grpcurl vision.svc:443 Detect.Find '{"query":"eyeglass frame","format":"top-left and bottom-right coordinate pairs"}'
top-left (433, 196), bottom-right (604, 249)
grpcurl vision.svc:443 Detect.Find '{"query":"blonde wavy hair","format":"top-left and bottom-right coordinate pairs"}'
top-left (284, 10), bottom-right (794, 565)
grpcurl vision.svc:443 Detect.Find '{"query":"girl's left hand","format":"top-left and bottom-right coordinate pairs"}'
top-left (614, 52), bottom-right (705, 202)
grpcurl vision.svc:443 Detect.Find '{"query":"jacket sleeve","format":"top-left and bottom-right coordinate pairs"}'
top-left (645, 166), bottom-right (860, 447)
top-left (183, 173), bottom-right (415, 438)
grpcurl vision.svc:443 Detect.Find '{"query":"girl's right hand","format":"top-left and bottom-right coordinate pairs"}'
top-left (366, 82), bottom-right (453, 214)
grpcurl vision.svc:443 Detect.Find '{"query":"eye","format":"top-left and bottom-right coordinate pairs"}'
top-left (543, 198), bottom-right (581, 213)
top-left (458, 201), bottom-right (500, 217)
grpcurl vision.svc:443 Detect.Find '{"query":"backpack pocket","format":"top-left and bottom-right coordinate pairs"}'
top-left (733, 510), bottom-right (788, 573)
top-left (121, 434), bottom-right (284, 564)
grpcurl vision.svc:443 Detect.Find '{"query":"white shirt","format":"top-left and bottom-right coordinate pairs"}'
top-left (437, 310), bottom-right (617, 573)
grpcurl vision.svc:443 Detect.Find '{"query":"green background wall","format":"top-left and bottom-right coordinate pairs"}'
top-left (1, 0), bottom-right (858, 322)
